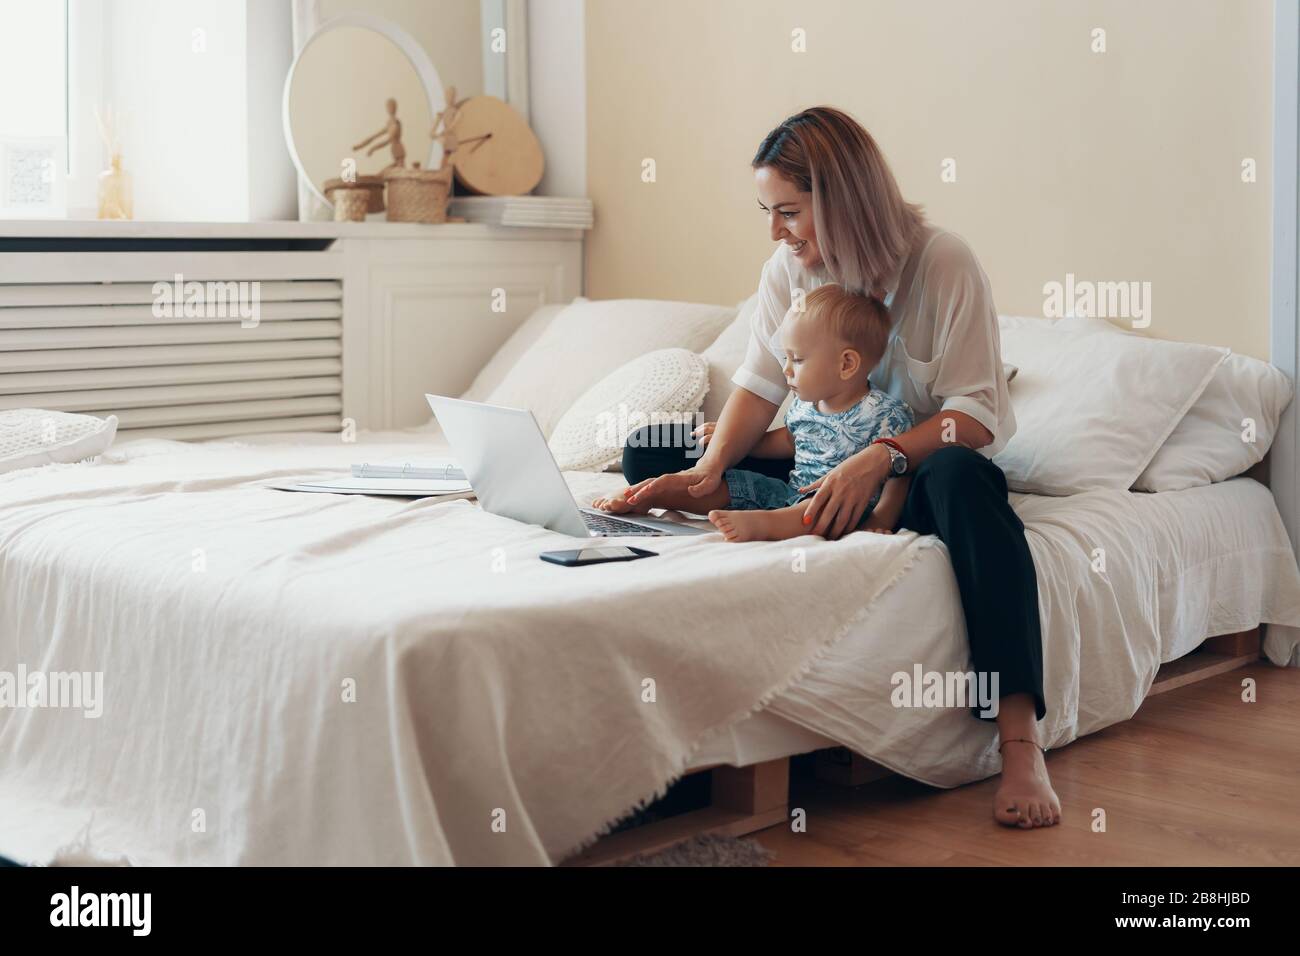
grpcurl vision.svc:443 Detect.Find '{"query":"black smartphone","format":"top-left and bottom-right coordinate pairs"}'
top-left (539, 545), bottom-right (658, 567)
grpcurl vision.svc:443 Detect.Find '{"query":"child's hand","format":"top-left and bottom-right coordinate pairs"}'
top-left (691, 421), bottom-right (717, 446)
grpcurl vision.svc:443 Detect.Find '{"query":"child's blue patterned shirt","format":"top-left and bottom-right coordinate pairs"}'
top-left (786, 387), bottom-right (915, 493)
top-left (722, 385), bottom-right (914, 513)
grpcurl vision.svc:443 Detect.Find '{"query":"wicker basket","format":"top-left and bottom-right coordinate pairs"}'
top-left (329, 187), bottom-right (370, 222)
top-left (383, 166), bottom-right (452, 223)
top-left (324, 175), bottom-right (385, 221)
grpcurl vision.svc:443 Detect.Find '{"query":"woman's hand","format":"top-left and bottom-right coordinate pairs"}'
top-left (626, 462), bottom-right (723, 505)
top-left (628, 424), bottom-right (719, 500)
top-left (798, 443), bottom-right (892, 540)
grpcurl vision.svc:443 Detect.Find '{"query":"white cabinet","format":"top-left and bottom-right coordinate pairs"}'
top-left (0, 220), bottom-right (584, 437)
top-left (341, 229), bottom-right (582, 429)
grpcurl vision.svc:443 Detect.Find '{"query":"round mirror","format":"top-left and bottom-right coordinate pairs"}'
top-left (282, 14), bottom-right (444, 209)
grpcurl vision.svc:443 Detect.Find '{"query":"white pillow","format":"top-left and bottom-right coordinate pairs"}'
top-left (478, 297), bottom-right (736, 438)
top-left (699, 295), bottom-right (756, 422)
top-left (697, 295), bottom-right (794, 431)
top-left (1134, 352), bottom-right (1293, 491)
top-left (549, 349), bottom-right (709, 471)
top-left (0, 409), bottom-right (118, 475)
top-left (993, 318), bottom-right (1227, 495)
top-left (1026, 315), bottom-right (1293, 490)
top-left (461, 301), bottom-right (575, 403)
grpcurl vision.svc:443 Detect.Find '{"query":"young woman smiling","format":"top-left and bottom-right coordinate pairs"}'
top-left (618, 106), bottom-right (1060, 830)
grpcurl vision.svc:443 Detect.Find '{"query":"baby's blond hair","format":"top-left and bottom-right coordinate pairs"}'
top-left (801, 284), bottom-right (891, 367)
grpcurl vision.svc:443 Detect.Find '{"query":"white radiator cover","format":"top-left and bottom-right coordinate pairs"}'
top-left (0, 225), bottom-right (585, 437)
top-left (0, 250), bottom-right (347, 441)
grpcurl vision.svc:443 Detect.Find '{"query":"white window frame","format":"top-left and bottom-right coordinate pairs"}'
top-left (1273, 0), bottom-right (1299, 555)
top-left (480, 0), bottom-right (530, 124)
top-left (66, 0), bottom-right (106, 218)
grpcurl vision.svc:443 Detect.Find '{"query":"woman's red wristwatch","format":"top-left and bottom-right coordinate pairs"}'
top-left (872, 438), bottom-right (909, 477)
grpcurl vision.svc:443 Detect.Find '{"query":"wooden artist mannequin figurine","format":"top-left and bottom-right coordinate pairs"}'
top-left (429, 86), bottom-right (465, 169)
top-left (354, 98), bottom-right (406, 171)
top-left (429, 85), bottom-right (492, 182)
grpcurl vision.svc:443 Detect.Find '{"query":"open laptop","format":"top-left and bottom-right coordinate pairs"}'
top-left (426, 394), bottom-right (707, 537)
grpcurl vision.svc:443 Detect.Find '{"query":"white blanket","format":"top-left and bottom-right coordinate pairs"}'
top-left (3, 432), bottom-right (1299, 865)
top-left (763, 477), bottom-right (1300, 787)
top-left (0, 435), bottom-right (925, 865)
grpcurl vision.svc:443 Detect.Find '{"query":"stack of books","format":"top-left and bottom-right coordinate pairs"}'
top-left (448, 195), bottom-right (593, 229)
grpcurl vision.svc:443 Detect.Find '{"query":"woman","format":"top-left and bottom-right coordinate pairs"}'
top-left (620, 107), bottom-right (1060, 829)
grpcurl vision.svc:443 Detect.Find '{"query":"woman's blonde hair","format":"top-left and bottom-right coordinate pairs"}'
top-left (753, 106), bottom-right (926, 295)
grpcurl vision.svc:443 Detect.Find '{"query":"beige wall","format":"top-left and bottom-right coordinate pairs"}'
top-left (585, 0), bottom-right (1274, 358)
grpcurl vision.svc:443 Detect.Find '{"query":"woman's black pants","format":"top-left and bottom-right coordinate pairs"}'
top-left (622, 423), bottom-right (1046, 723)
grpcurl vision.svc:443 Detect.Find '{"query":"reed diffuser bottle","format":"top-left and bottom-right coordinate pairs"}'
top-left (94, 106), bottom-right (133, 220)
top-left (97, 152), bottom-right (133, 220)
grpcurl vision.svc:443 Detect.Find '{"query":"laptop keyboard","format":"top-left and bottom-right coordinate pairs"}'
top-left (582, 511), bottom-right (660, 536)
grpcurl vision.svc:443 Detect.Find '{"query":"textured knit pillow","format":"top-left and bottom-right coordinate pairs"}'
top-left (548, 349), bottom-right (709, 471)
top-left (0, 409), bottom-right (119, 475)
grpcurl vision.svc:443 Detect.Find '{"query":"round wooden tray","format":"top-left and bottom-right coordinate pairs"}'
top-left (449, 95), bottom-right (544, 196)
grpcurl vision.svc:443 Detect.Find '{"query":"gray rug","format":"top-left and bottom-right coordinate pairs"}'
top-left (614, 833), bottom-right (774, 867)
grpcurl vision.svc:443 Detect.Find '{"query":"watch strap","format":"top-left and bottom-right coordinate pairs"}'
top-left (873, 437), bottom-right (908, 475)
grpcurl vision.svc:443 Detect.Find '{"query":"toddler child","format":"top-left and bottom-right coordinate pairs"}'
top-left (594, 283), bottom-right (914, 542)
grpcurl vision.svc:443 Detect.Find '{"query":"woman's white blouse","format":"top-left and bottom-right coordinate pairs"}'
top-left (732, 227), bottom-right (1016, 458)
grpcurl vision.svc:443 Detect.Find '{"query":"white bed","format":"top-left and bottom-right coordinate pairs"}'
top-left (689, 476), bottom-right (1300, 778)
top-left (2, 424), bottom-right (1297, 866)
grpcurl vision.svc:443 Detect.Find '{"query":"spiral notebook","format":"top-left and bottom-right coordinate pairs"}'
top-left (269, 458), bottom-right (472, 498)
top-left (350, 459), bottom-right (466, 481)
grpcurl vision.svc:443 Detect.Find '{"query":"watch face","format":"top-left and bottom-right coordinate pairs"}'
top-left (892, 452), bottom-right (907, 475)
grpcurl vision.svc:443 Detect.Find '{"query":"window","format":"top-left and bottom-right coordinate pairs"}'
top-left (0, 0), bottom-right (68, 216)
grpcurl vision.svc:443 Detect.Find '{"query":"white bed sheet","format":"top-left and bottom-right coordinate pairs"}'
top-left (0, 428), bottom-right (930, 865)
top-left (687, 477), bottom-right (1300, 774)
top-left (3, 424), bottom-right (1299, 864)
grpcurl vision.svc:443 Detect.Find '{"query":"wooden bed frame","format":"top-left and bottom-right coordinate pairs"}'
top-left (563, 626), bottom-right (1264, 865)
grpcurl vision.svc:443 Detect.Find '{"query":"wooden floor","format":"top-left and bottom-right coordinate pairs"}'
top-left (752, 661), bottom-right (1300, 865)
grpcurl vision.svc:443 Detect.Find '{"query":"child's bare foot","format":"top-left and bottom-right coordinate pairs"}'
top-left (859, 505), bottom-right (900, 535)
top-left (708, 506), bottom-right (809, 542)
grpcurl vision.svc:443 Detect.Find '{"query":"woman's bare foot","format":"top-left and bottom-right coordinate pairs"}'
top-left (993, 740), bottom-right (1061, 829)
top-left (708, 505), bottom-right (809, 542)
